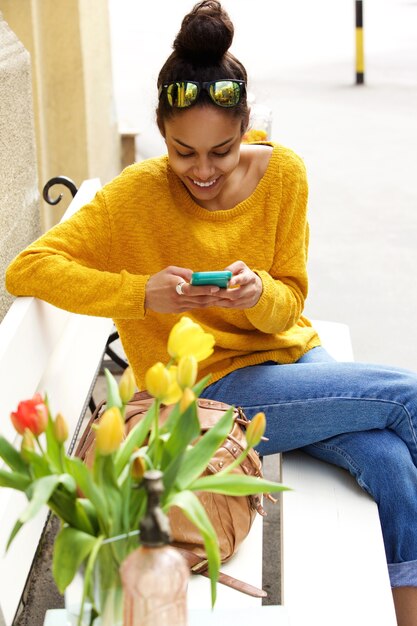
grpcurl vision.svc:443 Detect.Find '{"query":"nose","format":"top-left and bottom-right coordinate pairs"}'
top-left (193, 156), bottom-right (215, 181)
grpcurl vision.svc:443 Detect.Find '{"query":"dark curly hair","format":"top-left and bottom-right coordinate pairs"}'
top-left (156, 1), bottom-right (249, 134)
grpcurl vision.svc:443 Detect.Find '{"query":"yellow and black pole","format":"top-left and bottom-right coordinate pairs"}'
top-left (355, 0), bottom-right (365, 84)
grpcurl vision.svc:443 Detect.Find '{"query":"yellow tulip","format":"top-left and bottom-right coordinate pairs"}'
top-left (179, 387), bottom-right (196, 414)
top-left (160, 365), bottom-right (183, 405)
top-left (177, 355), bottom-right (198, 389)
top-left (245, 412), bottom-right (266, 448)
top-left (95, 406), bottom-right (124, 455)
top-left (119, 366), bottom-right (136, 404)
top-left (145, 362), bottom-right (171, 399)
top-left (53, 413), bottom-right (69, 444)
top-left (167, 316), bottom-right (215, 362)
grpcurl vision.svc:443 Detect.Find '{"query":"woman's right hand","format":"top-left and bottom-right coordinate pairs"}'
top-left (144, 266), bottom-right (221, 313)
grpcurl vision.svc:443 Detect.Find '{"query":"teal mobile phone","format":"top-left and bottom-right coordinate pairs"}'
top-left (191, 271), bottom-right (232, 288)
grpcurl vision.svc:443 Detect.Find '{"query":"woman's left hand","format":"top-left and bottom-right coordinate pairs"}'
top-left (215, 260), bottom-right (263, 309)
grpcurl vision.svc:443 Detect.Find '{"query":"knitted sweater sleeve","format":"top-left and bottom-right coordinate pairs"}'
top-left (245, 151), bottom-right (309, 334)
top-left (5, 190), bottom-right (148, 319)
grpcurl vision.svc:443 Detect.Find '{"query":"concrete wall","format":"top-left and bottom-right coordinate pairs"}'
top-left (0, 0), bottom-right (121, 321)
top-left (0, 14), bottom-right (41, 321)
top-left (0, 0), bottom-right (121, 229)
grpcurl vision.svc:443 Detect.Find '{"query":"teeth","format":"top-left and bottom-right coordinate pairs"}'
top-left (193, 179), bottom-right (217, 188)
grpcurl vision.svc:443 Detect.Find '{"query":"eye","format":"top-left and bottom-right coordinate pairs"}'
top-left (213, 149), bottom-right (231, 158)
top-left (176, 150), bottom-right (194, 158)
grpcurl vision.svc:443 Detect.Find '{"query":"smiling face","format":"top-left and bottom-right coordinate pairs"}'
top-left (163, 106), bottom-right (244, 210)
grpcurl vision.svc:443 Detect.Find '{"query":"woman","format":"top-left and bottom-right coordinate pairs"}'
top-left (5, 2), bottom-right (417, 623)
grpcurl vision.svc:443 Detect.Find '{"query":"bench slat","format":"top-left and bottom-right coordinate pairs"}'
top-left (0, 299), bottom-right (70, 442)
top-left (187, 512), bottom-right (263, 609)
top-left (0, 179), bottom-right (113, 626)
top-left (282, 320), bottom-right (397, 625)
top-left (282, 452), bottom-right (397, 625)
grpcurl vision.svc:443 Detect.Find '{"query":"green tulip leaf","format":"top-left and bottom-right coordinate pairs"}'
top-left (64, 456), bottom-right (108, 521)
top-left (53, 527), bottom-right (99, 593)
top-left (168, 490), bottom-right (220, 607)
top-left (19, 474), bottom-right (61, 524)
top-left (120, 468), bottom-right (133, 532)
top-left (104, 368), bottom-right (123, 410)
top-left (76, 498), bottom-right (99, 535)
top-left (114, 401), bottom-right (156, 476)
top-left (190, 473), bottom-right (290, 496)
top-left (49, 490), bottom-right (95, 535)
top-left (129, 486), bottom-right (147, 531)
top-left (159, 403), bottom-right (180, 434)
top-left (5, 475), bottom-right (61, 550)
top-left (0, 469), bottom-right (31, 492)
top-left (95, 455), bottom-right (123, 537)
top-left (6, 519), bottom-right (24, 551)
top-left (160, 451), bottom-right (186, 501)
top-left (59, 473), bottom-right (77, 493)
top-left (21, 448), bottom-right (51, 478)
top-left (160, 401), bottom-right (200, 468)
top-left (0, 435), bottom-right (29, 474)
top-left (174, 407), bottom-right (235, 490)
top-left (80, 535), bottom-right (104, 614)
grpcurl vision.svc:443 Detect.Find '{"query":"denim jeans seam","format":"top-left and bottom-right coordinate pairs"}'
top-left (390, 402), bottom-right (417, 452)
top-left (308, 442), bottom-right (371, 492)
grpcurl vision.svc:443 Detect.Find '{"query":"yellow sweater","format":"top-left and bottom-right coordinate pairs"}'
top-left (6, 142), bottom-right (320, 388)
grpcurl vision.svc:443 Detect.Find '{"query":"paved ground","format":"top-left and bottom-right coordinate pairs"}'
top-left (16, 1), bottom-right (417, 622)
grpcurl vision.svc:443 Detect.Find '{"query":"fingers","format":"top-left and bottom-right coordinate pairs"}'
top-left (225, 260), bottom-right (251, 288)
top-left (168, 265), bottom-right (193, 283)
top-left (145, 266), bottom-right (193, 313)
top-left (217, 266), bottom-right (263, 308)
top-left (179, 283), bottom-right (220, 298)
top-left (146, 263), bottom-right (262, 314)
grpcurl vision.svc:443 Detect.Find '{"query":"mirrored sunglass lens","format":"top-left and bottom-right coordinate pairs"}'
top-left (209, 81), bottom-right (241, 107)
top-left (166, 82), bottom-right (198, 107)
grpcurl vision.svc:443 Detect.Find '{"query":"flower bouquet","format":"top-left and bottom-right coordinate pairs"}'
top-left (0, 316), bottom-right (286, 624)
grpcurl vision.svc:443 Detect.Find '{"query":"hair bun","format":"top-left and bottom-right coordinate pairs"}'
top-left (173, 0), bottom-right (234, 65)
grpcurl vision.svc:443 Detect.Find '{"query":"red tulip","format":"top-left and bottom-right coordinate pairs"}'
top-left (10, 393), bottom-right (48, 436)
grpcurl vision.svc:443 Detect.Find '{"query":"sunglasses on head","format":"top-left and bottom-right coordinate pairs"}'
top-left (159, 79), bottom-right (246, 109)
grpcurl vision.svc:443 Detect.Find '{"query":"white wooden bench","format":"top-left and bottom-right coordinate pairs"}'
top-left (187, 320), bottom-right (397, 625)
top-left (0, 179), bottom-right (396, 626)
top-left (281, 321), bottom-right (397, 626)
top-left (0, 180), bottom-right (114, 626)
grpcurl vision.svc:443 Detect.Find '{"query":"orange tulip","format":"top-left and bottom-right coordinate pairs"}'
top-left (131, 453), bottom-right (147, 481)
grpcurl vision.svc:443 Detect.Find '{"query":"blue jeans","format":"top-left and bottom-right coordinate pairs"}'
top-left (201, 347), bottom-right (417, 588)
